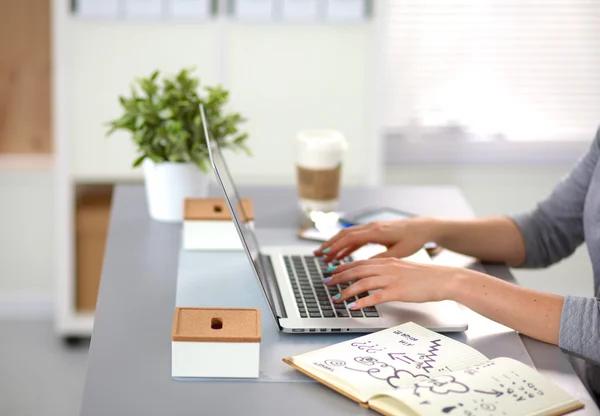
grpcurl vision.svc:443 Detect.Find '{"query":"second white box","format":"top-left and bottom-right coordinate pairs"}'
top-left (183, 198), bottom-right (253, 251)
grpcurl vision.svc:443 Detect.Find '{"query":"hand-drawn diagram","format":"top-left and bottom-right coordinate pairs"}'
top-left (344, 356), bottom-right (430, 388)
top-left (309, 327), bottom-right (554, 416)
top-left (480, 402), bottom-right (497, 411)
top-left (393, 329), bottom-right (419, 347)
top-left (350, 340), bottom-right (385, 354)
top-left (473, 389), bottom-right (504, 397)
top-left (319, 333), bottom-right (453, 390)
top-left (481, 372), bottom-right (544, 402)
top-left (441, 402), bottom-right (463, 413)
top-left (415, 339), bottom-right (442, 373)
top-left (388, 352), bottom-right (416, 365)
top-left (439, 399), bottom-right (505, 415)
top-left (498, 379), bottom-right (544, 401)
top-left (413, 375), bottom-right (470, 397)
top-left (463, 360), bottom-right (496, 376)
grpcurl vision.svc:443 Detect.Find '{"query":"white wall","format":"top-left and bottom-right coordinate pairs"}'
top-left (385, 164), bottom-right (594, 298)
top-left (0, 172), bottom-right (54, 296)
top-left (224, 24), bottom-right (370, 184)
top-left (67, 18), bottom-right (372, 184)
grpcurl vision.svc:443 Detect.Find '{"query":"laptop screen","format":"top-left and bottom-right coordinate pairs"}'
top-left (200, 105), bottom-right (280, 318)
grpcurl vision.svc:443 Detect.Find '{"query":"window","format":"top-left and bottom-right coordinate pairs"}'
top-left (381, 0), bottom-right (600, 161)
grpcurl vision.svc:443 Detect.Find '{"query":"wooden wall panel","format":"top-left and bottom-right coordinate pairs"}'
top-left (75, 185), bottom-right (113, 312)
top-left (0, 0), bottom-right (51, 153)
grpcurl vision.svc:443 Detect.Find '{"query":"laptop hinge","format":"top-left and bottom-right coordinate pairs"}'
top-left (260, 255), bottom-right (287, 319)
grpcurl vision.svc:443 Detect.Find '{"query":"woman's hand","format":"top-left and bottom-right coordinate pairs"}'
top-left (325, 258), bottom-right (463, 309)
top-left (325, 257), bottom-right (564, 347)
top-left (314, 217), bottom-right (439, 262)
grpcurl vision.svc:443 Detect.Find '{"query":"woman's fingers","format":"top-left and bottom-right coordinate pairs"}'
top-left (333, 244), bottom-right (362, 261)
top-left (314, 224), bottom-right (367, 255)
top-left (326, 262), bottom-right (390, 286)
top-left (320, 229), bottom-right (376, 262)
top-left (315, 221), bottom-right (392, 260)
top-left (371, 250), bottom-right (395, 259)
top-left (329, 258), bottom-right (389, 276)
top-left (347, 291), bottom-right (390, 310)
top-left (332, 276), bottom-right (389, 302)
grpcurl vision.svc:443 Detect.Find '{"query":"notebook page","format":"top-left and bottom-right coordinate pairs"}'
top-left (370, 357), bottom-right (583, 416)
top-left (289, 322), bottom-right (488, 402)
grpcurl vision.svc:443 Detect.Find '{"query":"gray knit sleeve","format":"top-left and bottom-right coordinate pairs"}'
top-left (509, 128), bottom-right (600, 268)
top-left (559, 296), bottom-right (600, 365)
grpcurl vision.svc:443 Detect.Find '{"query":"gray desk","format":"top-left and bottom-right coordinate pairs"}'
top-left (80, 185), bottom-right (599, 415)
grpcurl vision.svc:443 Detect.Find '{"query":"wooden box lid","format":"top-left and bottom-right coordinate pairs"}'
top-left (172, 307), bottom-right (261, 343)
top-left (184, 198), bottom-right (254, 222)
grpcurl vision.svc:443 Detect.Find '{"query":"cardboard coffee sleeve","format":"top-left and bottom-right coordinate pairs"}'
top-left (295, 130), bottom-right (347, 214)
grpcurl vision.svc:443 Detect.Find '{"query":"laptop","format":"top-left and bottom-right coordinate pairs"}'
top-left (200, 105), bottom-right (468, 333)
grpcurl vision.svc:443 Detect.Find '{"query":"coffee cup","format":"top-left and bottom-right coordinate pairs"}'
top-left (295, 130), bottom-right (347, 216)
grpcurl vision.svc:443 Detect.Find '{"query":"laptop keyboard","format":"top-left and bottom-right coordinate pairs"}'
top-left (283, 255), bottom-right (380, 319)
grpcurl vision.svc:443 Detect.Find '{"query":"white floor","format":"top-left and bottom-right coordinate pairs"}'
top-left (0, 320), bottom-right (89, 416)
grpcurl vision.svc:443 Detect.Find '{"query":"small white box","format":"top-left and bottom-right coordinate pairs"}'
top-left (171, 307), bottom-right (261, 379)
top-left (182, 198), bottom-right (253, 251)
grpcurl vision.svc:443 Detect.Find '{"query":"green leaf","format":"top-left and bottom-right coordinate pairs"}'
top-left (195, 157), bottom-right (211, 173)
top-left (135, 116), bottom-right (145, 130)
top-left (158, 108), bottom-right (174, 120)
top-left (106, 125), bottom-right (118, 137)
top-left (132, 154), bottom-right (146, 167)
top-left (106, 67), bottom-right (249, 168)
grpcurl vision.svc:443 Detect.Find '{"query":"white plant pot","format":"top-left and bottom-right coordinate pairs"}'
top-left (143, 159), bottom-right (210, 222)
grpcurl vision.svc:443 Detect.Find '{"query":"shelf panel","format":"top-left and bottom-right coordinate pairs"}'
top-left (0, 154), bottom-right (54, 171)
top-left (75, 184), bottom-right (113, 313)
top-left (0, 0), bottom-right (52, 154)
top-left (72, 171), bottom-right (144, 184)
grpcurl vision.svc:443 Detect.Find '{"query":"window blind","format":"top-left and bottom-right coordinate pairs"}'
top-left (382, 0), bottom-right (600, 142)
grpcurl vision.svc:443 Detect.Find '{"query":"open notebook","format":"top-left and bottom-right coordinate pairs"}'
top-left (283, 322), bottom-right (584, 416)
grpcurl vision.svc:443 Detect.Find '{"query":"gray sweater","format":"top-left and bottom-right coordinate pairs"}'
top-left (512, 127), bottom-right (600, 395)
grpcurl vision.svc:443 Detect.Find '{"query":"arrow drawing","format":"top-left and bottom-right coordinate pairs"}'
top-left (388, 353), bottom-right (416, 364)
top-left (474, 389), bottom-right (504, 397)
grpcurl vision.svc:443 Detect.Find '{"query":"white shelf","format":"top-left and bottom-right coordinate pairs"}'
top-left (72, 171), bottom-right (144, 184)
top-left (55, 312), bottom-right (95, 336)
top-left (0, 154), bottom-right (54, 172)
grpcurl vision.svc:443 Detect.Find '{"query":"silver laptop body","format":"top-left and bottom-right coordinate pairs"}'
top-left (201, 105), bottom-right (468, 333)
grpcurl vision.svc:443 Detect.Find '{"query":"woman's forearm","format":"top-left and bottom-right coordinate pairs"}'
top-left (446, 269), bottom-right (564, 345)
top-left (429, 217), bottom-right (527, 266)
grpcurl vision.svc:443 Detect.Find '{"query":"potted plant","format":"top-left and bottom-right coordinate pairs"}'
top-left (107, 68), bottom-right (249, 222)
